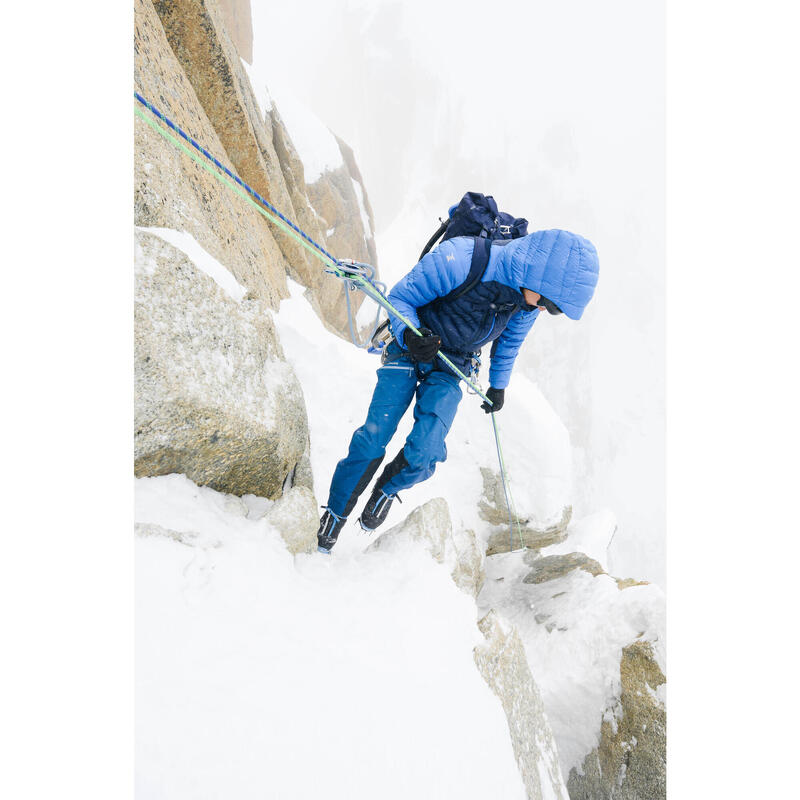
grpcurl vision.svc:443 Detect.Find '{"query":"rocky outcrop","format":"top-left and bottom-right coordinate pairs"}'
top-left (306, 136), bottom-right (378, 271)
top-left (480, 468), bottom-right (573, 555)
top-left (134, 0), bottom-right (287, 309)
top-left (151, 0), bottom-right (318, 284)
top-left (265, 104), bottom-right (360, 333)
top-left (474, 612), bottom-right (569, 800)
top-left (135, 0), bottom-right (379, 496)
top-left (523, 552), bottom-right (605, 584)
top-left (263, 485), bottom-right (318, 555)
top-left (479, 540), bottom-right (666, 800)
top-left (483, 496), bottom-right (572, 559)
top-left (368, 498), bottom-right (485, 598)
top-left (567, 641), bottom-right (666, 800)
top-left (370, 500), bottom-right (569, 798)
top-left (134, 229), bottom-right (310, 499)
top-left (217, 0), bottom-right (252, 63)
top-left (147, 0), bottom-right (374, 336)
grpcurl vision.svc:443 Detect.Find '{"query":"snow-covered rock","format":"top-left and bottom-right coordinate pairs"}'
top-left (368, 498), bottom-right (485, 598)
top-left (134, 228), bottom-right (311, 499)
top-left (474, 611), bottom-right (569, 800)
top-left (483, 492), bottom-right (572, 556)
top-left (567, 640), bottom-right (666, 800)
top-left (263, 485), bottom-right (318, 554)
top-left (522, 551), bottom-right (605, 584)
top-left (136, 475), bottom-right (529, 799)
top-left (475, 375), bottom-right (574, 555)
top-left (478, 519), bottom-right (666, 798)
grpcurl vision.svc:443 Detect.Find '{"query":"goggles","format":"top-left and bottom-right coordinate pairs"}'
top-left (537, 295), bottom-right (563, 315)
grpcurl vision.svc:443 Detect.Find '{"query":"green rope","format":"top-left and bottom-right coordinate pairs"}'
top-left (135, 106), bottom-right (338, 270)
top-left (492, 413), bottom-right (525, 551)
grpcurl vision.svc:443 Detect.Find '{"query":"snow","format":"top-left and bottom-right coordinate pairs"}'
top-left (478, 544), bottom-right (665, 777)
top-left (351, 177), bottom-right (372, 237)
top-left (540, 509), bottom-right (617, 571)
top-left (137, 226), bottom-right (247, 303)
top-left (136, 474), bottom-right (527, 799)
top-left (273, 85), bottom-right (344, 183)
top-left (240, 58), bottom-right (273, 117)
top-left (242, 56), bottom-right (343, 183)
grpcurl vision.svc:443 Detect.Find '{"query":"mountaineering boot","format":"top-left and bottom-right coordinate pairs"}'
top-left (317, 508), bottom-right (346, 554)
top-left (358, 485), bottom-right (402, 532)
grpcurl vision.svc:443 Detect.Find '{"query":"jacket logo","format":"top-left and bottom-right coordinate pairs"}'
top-left (446, 253), bottom-right (455, 262)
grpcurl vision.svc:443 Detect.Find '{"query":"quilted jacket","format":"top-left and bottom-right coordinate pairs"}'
top-left (387, 229), bottom-right (599, 389)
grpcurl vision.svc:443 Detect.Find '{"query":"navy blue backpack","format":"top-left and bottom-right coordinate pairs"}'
top-left (419, 191), bottom-right (529, 306)
top-left (370, 193), bottom-right (529, 353)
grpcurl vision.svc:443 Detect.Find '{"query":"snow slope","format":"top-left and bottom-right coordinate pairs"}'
top-left (479, 542), bottom-right (665, 777)
top-left (134, 275), bottom-right (587, 798)
top-left (136, 474), bottom-right (527, 799)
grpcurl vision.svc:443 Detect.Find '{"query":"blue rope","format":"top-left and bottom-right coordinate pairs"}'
top-left (134, 92), bottom-right (340, 267)
top-left (134, 91), bottom-right (490, 399)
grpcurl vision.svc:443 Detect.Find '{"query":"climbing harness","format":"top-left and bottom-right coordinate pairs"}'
top-left (134, 91), bottom-right (525, 550)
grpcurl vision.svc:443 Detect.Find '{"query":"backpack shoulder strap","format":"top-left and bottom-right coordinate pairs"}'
top-left (450, 236), bottom-right (492, 300)
top-left (418, 219), bottom-right (450, 261)
top-left (431, 236), bottom-right (492, 309)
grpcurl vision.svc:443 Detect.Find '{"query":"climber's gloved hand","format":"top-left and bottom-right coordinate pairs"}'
top-left (403, 327), bottom-right (442, 362)
top-left (481, 387), bottom-right (505, 414)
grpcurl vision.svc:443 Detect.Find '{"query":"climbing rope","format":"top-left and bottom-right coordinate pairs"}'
top-left (134, 93), bottom-right (488, 399)
top-left (135, 91), bottom-right (526, 550)
top-left (491, 414), bottom-right (525, 551)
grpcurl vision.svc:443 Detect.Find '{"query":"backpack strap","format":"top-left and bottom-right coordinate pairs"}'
top-left (429, 236), bottom-right (493, 311)
top-left (418, 218), bottom-right (450, 261)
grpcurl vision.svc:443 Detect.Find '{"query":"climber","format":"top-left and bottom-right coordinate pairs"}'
top-left (316, 228), bottom-right (600, 553)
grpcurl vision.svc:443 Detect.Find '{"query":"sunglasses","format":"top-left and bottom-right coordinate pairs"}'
top-left (536, 295), bottom-right (563, 315)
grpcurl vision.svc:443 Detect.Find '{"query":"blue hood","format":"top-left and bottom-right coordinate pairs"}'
top-left (495, 229), bottom-right (599, 320)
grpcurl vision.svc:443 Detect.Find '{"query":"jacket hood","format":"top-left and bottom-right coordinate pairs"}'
top-left (497, 229), bottom-right (599, 320)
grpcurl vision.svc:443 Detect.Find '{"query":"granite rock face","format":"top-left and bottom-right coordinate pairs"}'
top-left (523, 552), bottom-right (605, 584)
top-left (480, 468), bottom-right (573, 555)
top-left (217, 0), bottom-right (253, 63)
top-left (567, 641), bottom-right (666, 800)
top-left (147, 0), bottom-right (375, 336)
top-left (479, 542), bottom-right (666, 800)
top-left (134, 0), bottom-right (287, 310)
top-left (368, 498), bottom-right (485, 599)
top-left (135, 0), bottom-right (378, 496)
top-left (134, 229), bottom-right (310, 499)
top-left (263, 486), bottom-right (318, 555)
top-left (474, 611), bottom-right (569, 800)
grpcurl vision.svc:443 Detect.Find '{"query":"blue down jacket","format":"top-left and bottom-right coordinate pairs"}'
top-left (387, 229), bottom-right (599, 390)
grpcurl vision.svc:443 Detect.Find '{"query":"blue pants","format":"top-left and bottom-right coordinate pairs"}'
top-left (326, 342), bottom-right (465, 518)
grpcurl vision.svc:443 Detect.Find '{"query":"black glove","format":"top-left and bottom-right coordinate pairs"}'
top-left (403, 327), bottom-right (442, 362)
top-left (481, 387), bottom-right (505, 414)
